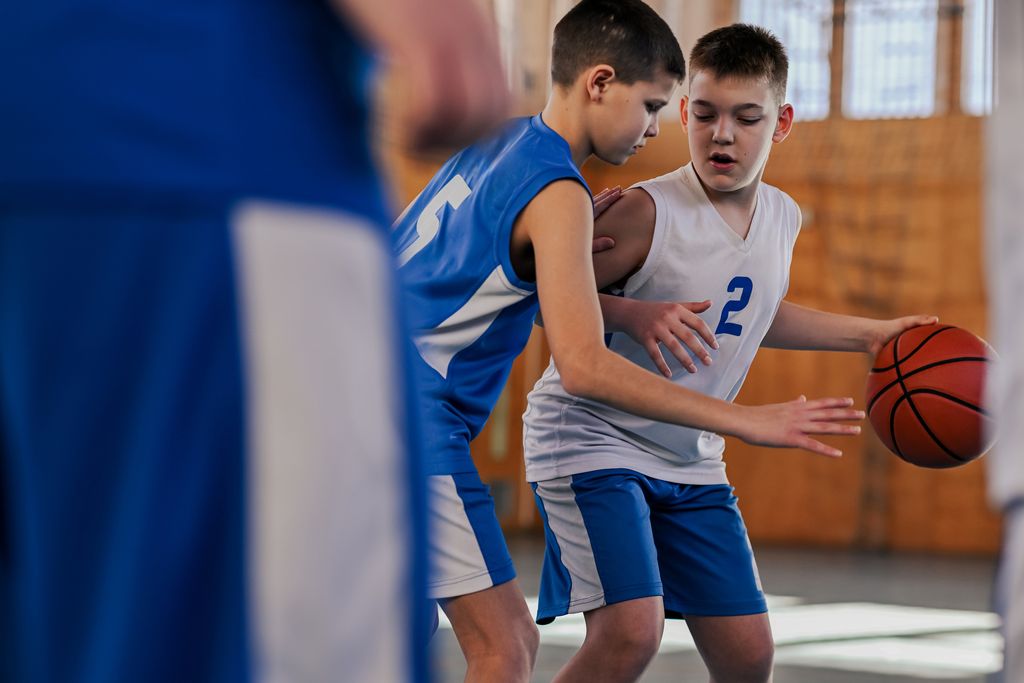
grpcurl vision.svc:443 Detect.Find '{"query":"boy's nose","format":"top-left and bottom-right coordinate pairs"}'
top-left (712, 120), bottom-right (734, 144)
top-left (646, 117), bottom-right (660, 137)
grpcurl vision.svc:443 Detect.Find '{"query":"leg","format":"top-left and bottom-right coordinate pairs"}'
top-left (532, 470), bottom-right (667, 682)
top-left (553, 597), bottom-right (664, 683)
top-left (429, 472), bottom-right (536, 681)
top-left (686, 613), bottom-right (774, 683)
top-left (441, 580), bottom-right (539, 683)
top-left (647, 483), bottom-right (771, 683)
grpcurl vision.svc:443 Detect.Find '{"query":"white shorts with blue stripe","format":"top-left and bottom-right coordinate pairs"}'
top-left (427, 471), bottom-right (516, 599)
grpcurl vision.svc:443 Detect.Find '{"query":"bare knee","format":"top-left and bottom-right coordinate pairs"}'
top-left (462, 608), bottom-right (539, 676)
top-left (586, 609), bottom-right (663, 675)
top-left (709, 641), bottom-right (774, 683)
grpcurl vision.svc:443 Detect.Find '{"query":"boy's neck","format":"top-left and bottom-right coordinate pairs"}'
top-left (541, 92), bottom-right (592, 168)
top-left (692, 165), bottom-right (764, 240)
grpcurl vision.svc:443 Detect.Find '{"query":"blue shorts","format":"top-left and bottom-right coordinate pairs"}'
top-left (531, 469), bottom-right (766, 624)
top-left (0, 200), bottom-right (428, 681)
top-left (428, 470), bottom-right (516, 599)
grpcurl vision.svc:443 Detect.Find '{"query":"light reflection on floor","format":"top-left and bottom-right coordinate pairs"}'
top-left (436, 595), bottom-right (1004, 679)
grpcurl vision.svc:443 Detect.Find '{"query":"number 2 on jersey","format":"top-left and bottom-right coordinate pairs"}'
top-left (715, 276), bottom-right (753, 337)
top-left (396, 175), bottom-right (472, 267)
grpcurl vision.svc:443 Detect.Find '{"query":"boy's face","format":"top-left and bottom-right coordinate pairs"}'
top-left (681, 70), bottom-right (793, 194)
top-left (587, 67), bottom-right (678, 166)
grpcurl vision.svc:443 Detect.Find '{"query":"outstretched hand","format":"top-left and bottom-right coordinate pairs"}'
top-left (618, 299), bottom-right (719, 377)
top-left (866, 315), bottom-right (939, 356)
top-left (737, 396), bottom-right (864, 458)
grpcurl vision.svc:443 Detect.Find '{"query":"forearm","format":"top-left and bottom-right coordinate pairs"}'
top-left (560, 344), bottom-right (748, 436)
top-left (598, 293), bottom-right (632, 332)
top-left (761, 301), bottom-right (873, 352)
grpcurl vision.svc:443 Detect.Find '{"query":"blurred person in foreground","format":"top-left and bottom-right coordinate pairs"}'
top-left (987, 1), bottom-right (1024, 681)
top-left (0, 1), bottom-right (507, 681)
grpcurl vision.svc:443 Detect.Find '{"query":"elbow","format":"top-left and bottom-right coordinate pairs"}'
top-left (559, 359), bottom-right (600, 400)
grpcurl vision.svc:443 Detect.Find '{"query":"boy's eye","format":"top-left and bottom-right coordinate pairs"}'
top-left (645, 103), bottom-right (664, 114)
top-left (739, 117), bottom-right (762, 125)
top-left (693, 114), bottom-right (714, 121)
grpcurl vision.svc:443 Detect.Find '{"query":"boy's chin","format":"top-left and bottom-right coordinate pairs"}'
top-left (595, 150), bottom-right (633, 166)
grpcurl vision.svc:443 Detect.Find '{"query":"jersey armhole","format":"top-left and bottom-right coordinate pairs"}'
top-left (622, 183), bottom-right (669, 296)
top-left (495, 170), bottom-right (590, 292)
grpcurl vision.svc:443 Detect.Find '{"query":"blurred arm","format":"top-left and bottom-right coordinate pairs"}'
top-left (330, 0), bottom-right (509, 152)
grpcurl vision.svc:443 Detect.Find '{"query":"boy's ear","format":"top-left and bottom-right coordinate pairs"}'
top-left (772, 103), bottom-right (795, 143)
top-left (679, 96), bottom-right (689, 130)
top-left (585, 64), bottom-right (616, 101)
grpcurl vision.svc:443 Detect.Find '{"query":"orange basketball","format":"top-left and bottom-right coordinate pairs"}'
top-left (865, 325), bottom-right (995, 468)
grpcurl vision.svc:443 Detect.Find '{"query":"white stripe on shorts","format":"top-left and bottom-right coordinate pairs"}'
top-left (234, 202), bottom-right (409, 683)
top-left (535, 477), bottom-right (606, 611)
top-left (428, 475), bottom-right (495, 599)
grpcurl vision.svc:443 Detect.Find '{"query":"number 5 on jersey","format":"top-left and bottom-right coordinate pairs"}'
top-left (715, 276), bottom-right (753, 337)
top-left (396, 175), bottom-right (472, 267)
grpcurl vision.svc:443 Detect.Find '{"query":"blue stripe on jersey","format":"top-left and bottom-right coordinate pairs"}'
top-left (393, 115), bottom-right (587, 474)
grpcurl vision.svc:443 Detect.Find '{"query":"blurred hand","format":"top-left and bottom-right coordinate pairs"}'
top-left (736, 396), bottom-right (864, 458)
top-left (337, 0), bottom-right (510, 153)
top-left (618, 299), bottom-right (718, 377)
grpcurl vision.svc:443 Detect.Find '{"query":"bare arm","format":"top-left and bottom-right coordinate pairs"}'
top-left (763, 300), bottom-right (938, 355)
top-left (592, 188), bottom-right (717, 376)
top-left (329, 0), bottom-right (508, 152)
top-left (524, 180), bottom-right (862, 458)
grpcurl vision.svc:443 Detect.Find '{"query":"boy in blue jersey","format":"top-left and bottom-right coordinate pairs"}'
top-left (523, 25), bottom-right (938, 682)
top-left (0, 1), bottom-right (506, 682)
top-left (393, 3), bottom-right (864, 681)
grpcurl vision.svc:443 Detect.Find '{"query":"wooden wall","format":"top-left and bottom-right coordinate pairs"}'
top-left (382, 90), bottom-right (1000, 558)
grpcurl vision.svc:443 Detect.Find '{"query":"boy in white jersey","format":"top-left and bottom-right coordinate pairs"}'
top-left (523, 24), bottom-right (937, 682)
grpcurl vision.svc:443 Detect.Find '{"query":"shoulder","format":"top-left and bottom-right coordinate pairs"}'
top-left (760, 181), bottom-right (802, 230)
top-left (521, 178), bottom-right (592, 223)
top-left (597, 186), bottom-right (656, 232)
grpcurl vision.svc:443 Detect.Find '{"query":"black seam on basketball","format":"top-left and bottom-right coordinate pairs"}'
top-left (866, 356), bottom-right (989, 414)
top-left (870, 326), bottom-right (956, 373)
top-left (904, 388), bottom-right (987, 417)
top-left (896, 384), bottom-right (971, 463)
top-left (889, 336), bottom-right (908, 460)
top-left (888, 394), bottom-right (909, 463)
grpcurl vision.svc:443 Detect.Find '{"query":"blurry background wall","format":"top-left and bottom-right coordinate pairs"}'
top-left (381, 0), bottom-right (998, 555)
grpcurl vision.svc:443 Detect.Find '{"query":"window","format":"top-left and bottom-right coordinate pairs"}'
top-left (740, 0), bottom-right (834, 120)
top-left (961, 0), bottom-right (994, 115)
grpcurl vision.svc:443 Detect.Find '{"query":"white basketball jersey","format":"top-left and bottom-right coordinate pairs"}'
top-left (523, 162), bottom-right (801, 484)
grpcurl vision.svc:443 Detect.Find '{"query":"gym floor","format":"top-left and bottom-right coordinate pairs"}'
top-left (431, 534), bottom-right (1001, 682)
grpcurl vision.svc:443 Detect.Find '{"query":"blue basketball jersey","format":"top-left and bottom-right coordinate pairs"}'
top-left (394, 115), bottom-right (587, 475)
top-left (0, 0), bottom-right (385, 219)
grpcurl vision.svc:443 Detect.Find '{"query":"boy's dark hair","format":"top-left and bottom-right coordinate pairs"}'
top-left (551, 0), bottom-right (685, 87)
top-left (689, 24), bottom-right (789, 103)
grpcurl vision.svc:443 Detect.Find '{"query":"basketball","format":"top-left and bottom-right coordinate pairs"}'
top-left (865, 325), bottom-right (995, 468)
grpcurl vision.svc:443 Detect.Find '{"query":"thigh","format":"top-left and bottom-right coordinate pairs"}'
top-left (428, 471), bottom-right (515, 599)
top-left (532, 469), bottom-right (662, 623)
top-left (650, 484), bottom-right (767, 618)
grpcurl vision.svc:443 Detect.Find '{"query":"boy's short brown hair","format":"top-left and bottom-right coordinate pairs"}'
top-left (689, 24), bottom-right (789, 104)
top-left (551, 0), bottom-right (685, 88)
